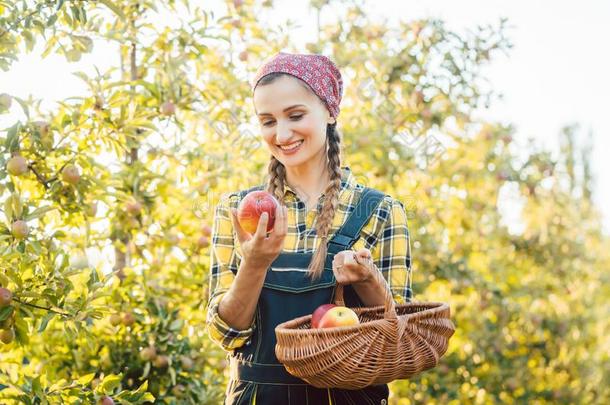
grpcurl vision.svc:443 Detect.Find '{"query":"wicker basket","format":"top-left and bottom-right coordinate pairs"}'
top-left (275, 268), bottom-right (455, 390)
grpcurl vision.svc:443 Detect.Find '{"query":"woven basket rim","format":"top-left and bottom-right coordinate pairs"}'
top-left (275, 301), bottom-right (450, 335)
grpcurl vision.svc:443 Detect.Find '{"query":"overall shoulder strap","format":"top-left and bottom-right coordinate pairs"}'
top-left (326, 187), bottom-right (386, 255)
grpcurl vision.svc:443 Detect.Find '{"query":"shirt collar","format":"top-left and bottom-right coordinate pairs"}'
top-left (284, 166), bottom-right (356, 202)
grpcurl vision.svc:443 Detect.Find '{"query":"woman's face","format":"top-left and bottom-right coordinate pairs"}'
top-left (253, 75), bottom-right (333, 168)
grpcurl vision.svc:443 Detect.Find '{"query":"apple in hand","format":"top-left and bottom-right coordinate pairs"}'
top-left (311, 304), bottom-right (336, 329)
top-left (317, 306), bottom-right (360, 328)
top-left (237, 191), bottom-right (279, 235)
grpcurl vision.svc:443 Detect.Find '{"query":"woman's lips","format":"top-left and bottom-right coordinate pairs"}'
top-left (278, 140), bottom-right (304, 155)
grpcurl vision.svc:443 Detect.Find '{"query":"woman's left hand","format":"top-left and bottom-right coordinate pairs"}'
top-left (332, 248), bottom-right (375, 285)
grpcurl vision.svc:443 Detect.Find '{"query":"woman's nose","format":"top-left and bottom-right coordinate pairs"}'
top-left (275, 120), bottom-right (293, 143)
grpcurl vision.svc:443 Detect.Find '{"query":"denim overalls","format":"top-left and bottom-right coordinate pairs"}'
top-left (224, 186), bottom-right (390, 405)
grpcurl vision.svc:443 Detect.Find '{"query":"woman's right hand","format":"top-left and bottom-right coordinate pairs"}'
top-left (229, 203), bottom-right (288, 271)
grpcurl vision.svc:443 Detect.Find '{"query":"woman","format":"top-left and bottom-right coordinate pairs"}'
top-left (206, 52), bottom-right (413, 404)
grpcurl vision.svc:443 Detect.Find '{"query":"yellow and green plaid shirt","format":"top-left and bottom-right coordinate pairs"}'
top-left (206, 166), bottom-right (413, 351)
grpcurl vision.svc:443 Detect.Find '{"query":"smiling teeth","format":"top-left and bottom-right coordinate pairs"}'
top-left (279, 140), bottom-right (303, 150)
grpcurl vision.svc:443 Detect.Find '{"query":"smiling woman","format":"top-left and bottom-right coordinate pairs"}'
top-left (254, 74), bottom-right (337, 213)
top-left (206, 52), bottom-right (413, 405)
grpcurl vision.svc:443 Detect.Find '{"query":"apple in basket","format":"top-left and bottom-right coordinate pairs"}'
top-left (311, 304), bottom-right (336, 329)
top-left (237, 191), bottom-right (279, 235)
top-left (317, 306), bottom-right (360, 329)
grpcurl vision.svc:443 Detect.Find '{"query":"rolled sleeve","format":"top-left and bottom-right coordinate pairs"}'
top-left (370, 197), bottom-right (413, 304)
top-left (206, 291), bottom-right (254, 351)
top-left (205, 194), bottom-right (255, 351)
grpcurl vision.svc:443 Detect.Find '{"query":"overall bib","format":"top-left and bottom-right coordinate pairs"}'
top-left (225, 186), bottom-right (390, 405)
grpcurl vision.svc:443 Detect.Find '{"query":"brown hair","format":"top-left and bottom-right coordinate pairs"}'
top-left (257, 72), bottom-right (343, 281)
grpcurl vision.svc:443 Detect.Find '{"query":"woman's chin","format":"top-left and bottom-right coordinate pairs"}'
top-left (275, 153), bottom-right (308, 168)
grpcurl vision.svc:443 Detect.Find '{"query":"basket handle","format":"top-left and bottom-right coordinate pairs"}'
top-left (334, 255), bottom-right (397, 320)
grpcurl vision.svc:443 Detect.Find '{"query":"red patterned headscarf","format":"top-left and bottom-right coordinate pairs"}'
top-left (251, 52), bottom-right (344, 118)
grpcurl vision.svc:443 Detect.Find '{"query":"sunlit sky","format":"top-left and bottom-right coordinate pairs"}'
top-left (2, 0), bottom-right (609, 235)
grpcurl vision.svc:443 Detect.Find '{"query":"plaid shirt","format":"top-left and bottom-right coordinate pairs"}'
top-left (206, 166), bottom-right (413, 351)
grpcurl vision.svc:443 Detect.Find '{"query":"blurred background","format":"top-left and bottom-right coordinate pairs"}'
top-left (0, 0), bottom-right (608, 404)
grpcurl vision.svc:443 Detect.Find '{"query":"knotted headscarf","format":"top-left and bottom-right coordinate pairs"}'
top-left (251, 52), bottom-right (344, 118)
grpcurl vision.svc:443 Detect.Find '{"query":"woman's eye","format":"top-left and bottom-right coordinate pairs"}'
top-left (262, 115), bottom-right (303, 127)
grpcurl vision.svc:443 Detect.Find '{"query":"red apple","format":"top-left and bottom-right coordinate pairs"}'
top-left (140, 346), bottom-right (157, 362)
top-left (201, 224), bottom-right (212, 236)
top-left (317, 306), bottom-right (360, 328)
top-left (0, 93), bottom-right (12, 111)
top-left (6, 155), bottom-right (28, 176)
top-left (61, 164), bottom-right (81, 184)
top-left (172, 384), bottom-right (186, 397)
top-left (85, 201), bottom-right (98, 217)
top-left (11, 220), bottom-right (29, 239)
top-left (153, 354), bottom-right (170, 368)
top-left (197, 235), bottom-right (210, 249)
top-left (0, 329), bottom-right (15, 344)
top-left (125, 199), bottom-right (142, 216)
top-left (109, 313), bottom-right (122, 326)
top-left (237, 191), bottom-right (279, 235)
top-left (160, 101), bottom-right (176, 116)
top-left (0, 287), bottom-right (12, 307)
top-left (122, 312), bottom-right (136, 327)
top-left (311, 304), bottom-right (336, 329)
top-left (180, 355), bottom-right (194, 370)
top-left (99, 396), bottom-right (114, 405)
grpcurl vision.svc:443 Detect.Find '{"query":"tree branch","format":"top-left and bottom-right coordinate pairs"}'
top-left (13, 297), bottom-right (72, 317)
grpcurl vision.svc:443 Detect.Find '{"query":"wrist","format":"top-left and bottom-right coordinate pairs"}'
top-left (355, 262), bottom-right (377, 286)
top-left (241, 257), bottom-right (270, 274)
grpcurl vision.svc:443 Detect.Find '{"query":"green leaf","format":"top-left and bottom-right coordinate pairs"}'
top-left (98, 0), bottom-right (125, 20)
top-left (141, 361), bottom-right (150, 379)
top-left (19, 290), bottom-right (42, 299)
top-left (77, 373), bottom-right (96, 386)
top-left (22, 30), bottom-right (35, 52)
top-left (25, 205), bottom-right (57, 221)
top-left (169, 319), bottom-right (183, 331)
top-left (38, 312), bottom-right (55, 332)
top-left (0, 272), bottom-right (9, 287)
top-left (32, 376), bottom-right (43, 398)
top-left (5, 122), bottom-right (21, 151)
top-left (134, 380), bottom-right (148, 394)
top-left (0, 306), bottom-right (14, 322)
top-left (70, 5), bottom-right (81, 24)
top-left (46, 14), bottom-right (57, 27)
top-left (13, 97), bottom-right (30, 119)
top-left (100, 374), bottom-right (122, 393)
top-left (140, 393), bottom-right (155, 402)
top-left (169, 366), bottom-right (176, 386)
top-left (14, 315), bottom-right (29, 345)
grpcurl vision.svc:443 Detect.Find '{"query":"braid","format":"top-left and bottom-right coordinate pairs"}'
top-left (267, 155), bottom-right (287, 205)
top-left (307, 122), bottom-right (342, 281)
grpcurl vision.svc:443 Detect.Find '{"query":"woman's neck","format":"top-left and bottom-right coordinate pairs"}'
top-left (285, 156), bottom-right (331, 210)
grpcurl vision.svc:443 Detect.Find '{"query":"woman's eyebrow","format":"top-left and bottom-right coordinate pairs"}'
top-left (257, 104), bottom-right (306, 117)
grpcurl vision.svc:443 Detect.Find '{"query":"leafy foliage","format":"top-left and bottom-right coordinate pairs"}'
top-left (0, 0), bottom-right (608, 404)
